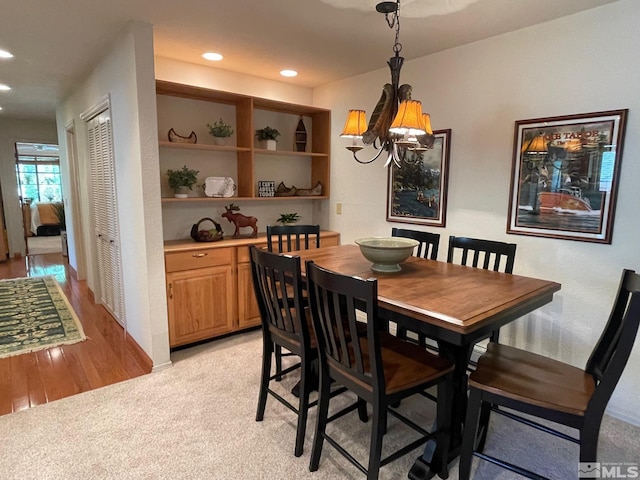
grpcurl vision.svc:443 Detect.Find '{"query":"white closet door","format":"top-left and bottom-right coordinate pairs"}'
top-left (86, 107), bottom-right (125, 327)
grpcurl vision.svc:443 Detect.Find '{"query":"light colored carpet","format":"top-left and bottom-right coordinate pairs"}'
top-left (27, 235), bottom-right (62, 255)
top-left (0, 330), bottom-right (637, 479)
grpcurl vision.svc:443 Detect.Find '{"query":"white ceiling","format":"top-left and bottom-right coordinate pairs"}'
top-left (0, 0), bottom-right (620, 121)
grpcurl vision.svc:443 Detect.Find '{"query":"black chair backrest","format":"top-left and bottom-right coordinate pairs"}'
top-left (305, 261), bottom-right (384, 396)
top-left (266, 224), bottom-right (321, 253)
top-left (585, 269), bottom-right (640, 411)
top-left (250, 246), bottom-right (309, 350)
top-left (391, 227), bottom-right (440, 260)
top-left (447, 236), bottom-right (517, 273)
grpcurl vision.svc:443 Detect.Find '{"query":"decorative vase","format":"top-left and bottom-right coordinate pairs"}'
top-left (174, 187), bottom-right (189, 198)
top-left (295, 116), bottom-right (307, 152)
top-left (265, 139), bottom-right (276, 151)
top-left (213, 137), bottom-right (227, 146)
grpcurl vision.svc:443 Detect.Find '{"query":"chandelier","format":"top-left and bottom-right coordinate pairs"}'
top-left (340, 0), bottom-right (434, 168)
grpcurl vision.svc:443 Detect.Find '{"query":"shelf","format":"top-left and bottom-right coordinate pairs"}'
top-left (161, 196), bottom-right (328, 204)
top-left (157, 80), bottom-right (330, 204)
top-left (159, 141), bottom-right (251, 153)
top-left (253, 148), bottom-right (328, 157)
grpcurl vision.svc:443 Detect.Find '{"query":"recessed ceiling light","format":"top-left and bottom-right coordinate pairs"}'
top-left (280, 70), bottom-right (298, 78)
top-left (0, 107), bottom-right (3, 111)
top-left (0, 84), bottom-right (11, 91)
top-left (202, 52), bottom-right (223, 61)
top-left (0, 49), bottom-right (13, 58)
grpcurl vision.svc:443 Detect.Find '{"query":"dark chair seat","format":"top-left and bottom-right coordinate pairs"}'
top-left (470, 343), bottom-right (595, 415)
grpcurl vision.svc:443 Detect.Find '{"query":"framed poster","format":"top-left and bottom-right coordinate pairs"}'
top-left (386, 129), bottom-right (451, 227)
top-left (507, 110), bottom-right (627, 244)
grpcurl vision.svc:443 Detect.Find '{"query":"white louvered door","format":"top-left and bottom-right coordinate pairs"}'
top-left (86, 106), bottom-right (125, 327)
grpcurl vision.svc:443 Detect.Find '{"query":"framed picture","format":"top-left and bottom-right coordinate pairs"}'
top-left (386, 129), bottom-right (451, 227)
top-left (507, 110), bottom-right (627, 244)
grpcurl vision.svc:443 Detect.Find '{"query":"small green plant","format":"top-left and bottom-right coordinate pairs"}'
top-left (52, 202), bottom-right (66, 229)
top-left (166, 165), bottom-right (199, 192)
top-left (255, 126), bottom-right (281, 141)
top-left (277, 212), bottom-right (300, 224)
top-left (207, 118), bottom-right (234, 138)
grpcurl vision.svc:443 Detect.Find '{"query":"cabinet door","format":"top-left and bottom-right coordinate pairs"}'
top-left (166, 265), bottom-right (234, 347)
top-left (237, 262), bottom-right (261, 329)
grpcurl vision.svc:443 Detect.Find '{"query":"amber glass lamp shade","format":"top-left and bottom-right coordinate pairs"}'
top-left (421, 113), bottom-right (433, 135)
top-left (389, 100), bottom-right (425, 136)
top-left (522, 133), bottom-right (547, 154)
top-left (340, 110), bottom-right (367, 138)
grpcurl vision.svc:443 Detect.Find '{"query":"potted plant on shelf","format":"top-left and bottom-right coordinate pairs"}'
top-left (255, 126), bottom-right (280, 151)
top-left (207, 118), bottom-right (234, 145)
top-left (166, 165), bottom-right (199, 198)
top-left (277, 212), bottom-right (301, 225)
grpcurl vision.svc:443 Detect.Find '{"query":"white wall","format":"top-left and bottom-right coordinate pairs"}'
top-left (314, 0), bottom-right (640, 424)
top-left (155, 57), bottom-right (313, 105)
top-left (0, 118), bottom-right (58, 257)
top-left (56, 21), bottom-right (170, 369)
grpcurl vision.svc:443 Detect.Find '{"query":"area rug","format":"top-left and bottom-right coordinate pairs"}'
top-left (0, 275), bottom-right (86, 359)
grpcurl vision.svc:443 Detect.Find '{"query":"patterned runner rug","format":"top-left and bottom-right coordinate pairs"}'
top-left (0, 275), bottom-right (86, 359)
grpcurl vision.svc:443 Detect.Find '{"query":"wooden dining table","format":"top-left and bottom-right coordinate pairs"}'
top-left (291, 244), bottom-right (561, 477)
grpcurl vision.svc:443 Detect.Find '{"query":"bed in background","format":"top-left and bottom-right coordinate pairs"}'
top-left (30, 201), bottom-right (62, 236)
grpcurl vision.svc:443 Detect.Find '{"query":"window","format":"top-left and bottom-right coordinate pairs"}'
top-left (15, 142), bottom-right (62, 202)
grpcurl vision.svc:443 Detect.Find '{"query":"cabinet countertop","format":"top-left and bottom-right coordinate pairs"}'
top-left (164, 231), bottom-right (339, 253)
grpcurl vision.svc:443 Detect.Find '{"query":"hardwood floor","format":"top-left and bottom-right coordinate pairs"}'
top-left (0, 253), bottom-right (152, 416)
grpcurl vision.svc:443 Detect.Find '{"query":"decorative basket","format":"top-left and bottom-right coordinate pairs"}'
top-left (190, 218), bottom-right (224, 242)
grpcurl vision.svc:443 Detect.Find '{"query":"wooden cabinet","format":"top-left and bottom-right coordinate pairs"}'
top-left (165, 247), bottom-right (235, 347)
top-left (156, 80), bottom-right (331, 203)
top-left (164, 232), bottom-right (340, 348)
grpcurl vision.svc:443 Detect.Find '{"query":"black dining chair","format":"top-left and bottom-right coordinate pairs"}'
top-left (391, 227), bottom-right (440, 260)
top-left (459, 269), bottom-right (640, 479)
top-left (306, 260), bottom-right (455, 480)
top-left (250, 246), bottom-right (317, 457)
top-left (447, 236), bottom-right (517, 344)
top-left (266, 224), bottom-right (321, 381)
top-left (266, 224), bottom-right (321, 253)
top-left (391, 228), bottom-right (441, 347)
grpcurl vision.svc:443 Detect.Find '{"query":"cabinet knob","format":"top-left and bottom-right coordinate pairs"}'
top-left (192, 253), bottom-right (208, 258)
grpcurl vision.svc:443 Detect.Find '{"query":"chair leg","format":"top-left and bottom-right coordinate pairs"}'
top-left (459, 387), bottom-right (483, 480)
top-left (294, 356), bottom-right (312, 457)
top-left (579, 418), bottom-right (602, 463)
top-left (358, 397), bottom-right (369, 422)
top-left (475, 400), bottom-right (492, 453)
top-left (489, 329), bottom-right (500, 343)
top-left (275, 344), bottom-right (283, 381)
top-left (256, 339), bottom-right (273, 422)
top-left (309, 365), bottom-right (331, 472)
top-left (367, 402), bottom-right (385, 480)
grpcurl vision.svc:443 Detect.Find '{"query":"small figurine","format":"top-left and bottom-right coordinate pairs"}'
top-left (221, 204), bottom-right (258, 238)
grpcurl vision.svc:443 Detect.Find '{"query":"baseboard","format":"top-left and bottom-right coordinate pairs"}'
top-left (605, 407), bottom-right (640, 427)
top-left (152, 360), bottom-right (173, 372)
top-left (68, 264), bottom-right (78, 280)
top-left (124, 331), bottom-right (154, 373)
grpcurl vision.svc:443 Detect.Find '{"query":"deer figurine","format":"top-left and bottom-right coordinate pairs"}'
top-left (221, 204), bottom-right (258, 238)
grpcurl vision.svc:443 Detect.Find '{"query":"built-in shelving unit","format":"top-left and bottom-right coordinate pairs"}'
top-left (156, 80), bottom-right (331, 202)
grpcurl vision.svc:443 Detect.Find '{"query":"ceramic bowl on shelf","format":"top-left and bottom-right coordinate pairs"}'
top-left (355, 237), bottom-right (419, 273)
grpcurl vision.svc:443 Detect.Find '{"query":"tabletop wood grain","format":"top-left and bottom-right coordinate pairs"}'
top-left (293, 244), bottom-right (561, 334)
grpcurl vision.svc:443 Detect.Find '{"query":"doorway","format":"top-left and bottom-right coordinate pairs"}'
top-left (14, 142), bottom-right (64, 256)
